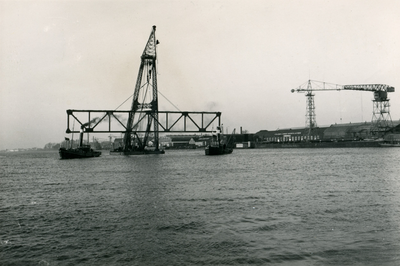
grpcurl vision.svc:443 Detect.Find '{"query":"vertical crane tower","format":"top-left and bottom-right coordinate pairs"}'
top-left (291, 80), bottom-right (395, 137)
top-left (123, 25), bottom-right (162, 154)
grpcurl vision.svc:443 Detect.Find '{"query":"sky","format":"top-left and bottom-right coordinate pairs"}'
top-left (1, 0), bottom-right (400, 150)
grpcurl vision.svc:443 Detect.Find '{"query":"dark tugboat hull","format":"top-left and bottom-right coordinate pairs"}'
top-left (59, 147), bottom-right (101, 159)
top-left (205, 146), bottom-right (233, 155)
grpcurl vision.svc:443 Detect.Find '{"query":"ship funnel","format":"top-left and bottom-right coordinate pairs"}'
top-left (79, 126), bottom-right (85, 147)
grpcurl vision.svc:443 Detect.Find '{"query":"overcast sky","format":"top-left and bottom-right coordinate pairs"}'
top-left (1, 0), bottom-right (400, 150)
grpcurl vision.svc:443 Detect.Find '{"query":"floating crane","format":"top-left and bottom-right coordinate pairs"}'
top-left (291, 80), bottom-right (395, 137)
top-left (64, 26), bottom-right (223, 154)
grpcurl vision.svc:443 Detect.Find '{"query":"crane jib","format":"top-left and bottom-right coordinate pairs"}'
top-left (343, 84), bottom-right (395, 92)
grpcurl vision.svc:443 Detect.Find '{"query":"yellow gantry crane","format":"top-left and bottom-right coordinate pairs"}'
top-left (291, 80), bottom-right (395, 137)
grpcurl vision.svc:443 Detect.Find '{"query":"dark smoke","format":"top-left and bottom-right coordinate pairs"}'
top-left (82, 117), bottom-right (101, 128)
top-left (80, 113), bottom-right (127, 130)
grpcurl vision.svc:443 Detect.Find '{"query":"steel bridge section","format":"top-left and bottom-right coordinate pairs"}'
top-left (65, 109), bottom-right (221, 134)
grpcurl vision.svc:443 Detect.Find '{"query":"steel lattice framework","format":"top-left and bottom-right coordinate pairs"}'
top-left (65, 109), bottom-right (221, 134)
top-left (291, 80), bottom-right (395, 137)
top-left (64, 26), bottom-right (222, 153)
top-left (123, 25), bottom-right (160, 152)
top-left (304, 80), bottom-right (316, 138)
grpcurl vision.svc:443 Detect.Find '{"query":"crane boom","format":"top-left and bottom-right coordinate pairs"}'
top-left (343, 84), bottom-right (395, 92)
top-left (291, 80), bottom-right (395, 93)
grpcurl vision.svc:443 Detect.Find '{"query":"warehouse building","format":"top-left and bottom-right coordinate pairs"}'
top-left (255, 121), bottom-right (400, 143)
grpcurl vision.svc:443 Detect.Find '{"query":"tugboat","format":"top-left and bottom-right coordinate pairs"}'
top-left (205, 127), bottom-right (234, 155)
top-left (59, 127), bottom-right (101, 159)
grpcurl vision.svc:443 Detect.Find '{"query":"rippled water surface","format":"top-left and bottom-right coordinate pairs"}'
top-left (1, 148), bottom-right (400, 265)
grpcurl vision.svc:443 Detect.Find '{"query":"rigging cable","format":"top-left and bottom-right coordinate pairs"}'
top-left (114, 87), bottom-right (181, 112)
top-left (114, 58), bottom-right (181, 112)
top-left (158, 90), bottom-right (181, 112)
top-left (114, 94), bottom-right (133, 111)
top-left (156, 56), bottom-right (181, 112)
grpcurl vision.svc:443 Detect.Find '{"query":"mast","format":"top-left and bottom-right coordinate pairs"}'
top-left (305, 80), bottom-right (316, 139)
top-left (123, 25), bottom-right (160, 152)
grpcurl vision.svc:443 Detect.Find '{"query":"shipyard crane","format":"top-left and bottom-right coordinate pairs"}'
top-left (122, 25), bottom-right (162, 154)
top-left (64, 26), bottom-right (224, 154)
top-left (291, 80), bottom-right (395, 137)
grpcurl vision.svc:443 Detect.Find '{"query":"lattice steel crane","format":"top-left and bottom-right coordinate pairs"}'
top-left (64, 26), bottom-right (224, 153)
top-left (123, 25), bottom-right (162, 154)
top-left (291, 80), bottom-right (395, 137)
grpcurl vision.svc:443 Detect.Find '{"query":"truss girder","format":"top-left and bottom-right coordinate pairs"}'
top-left (65, 110), bottom-right (221, 134)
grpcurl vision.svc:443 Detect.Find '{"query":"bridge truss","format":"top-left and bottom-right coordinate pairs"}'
top-left (65, 109), bottom-right (221, 134)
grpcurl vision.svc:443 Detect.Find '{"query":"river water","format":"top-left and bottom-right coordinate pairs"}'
top-left (1, 148), bottom-right (400, 265)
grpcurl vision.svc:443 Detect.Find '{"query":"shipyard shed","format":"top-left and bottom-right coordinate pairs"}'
top-left (255, 121), bottom-right (400, 143)
top-left (383, 120), bottom-right (400, 142)
top-left (255, 127), bottom-right (328, 143)
top-left (168, 135), bottom-right (209, 148)
top-left (232, 133), bottom-right (258, 142)
top-left (323, 122), bottom-right (371, 141)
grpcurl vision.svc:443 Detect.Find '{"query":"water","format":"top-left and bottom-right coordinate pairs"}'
top-left (1, 148), bottom-right (400, 265)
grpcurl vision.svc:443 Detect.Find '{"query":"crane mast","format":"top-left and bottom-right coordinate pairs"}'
top-left (291, 80), bottom-right (395, 138)
top-left (123, 25), bottom-right (161, 153)
top-left (304, 80), bottom-right (316, 138)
